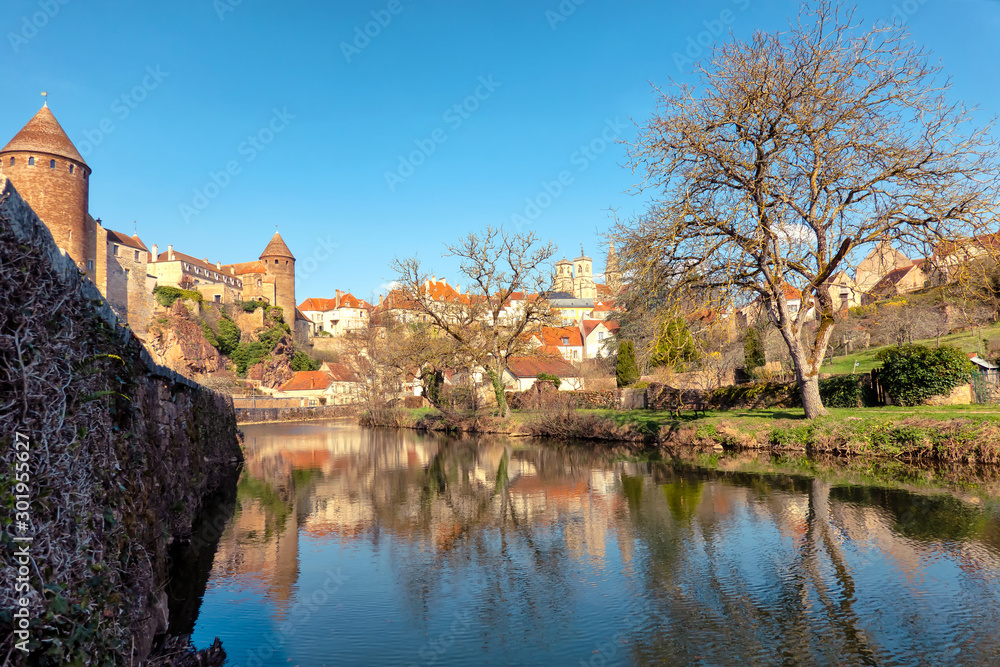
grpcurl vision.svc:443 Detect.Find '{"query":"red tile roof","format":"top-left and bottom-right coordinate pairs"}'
top-left (507, 356), bottom-right (581, 379)
top-left (1, 105), bottom-right (88, 165)
top-left (324, 362), bottom-right (358, 383)
top-left (580, 319), bottom-right (610, 337)
top-left (299, 294), bottom-right (373, 312)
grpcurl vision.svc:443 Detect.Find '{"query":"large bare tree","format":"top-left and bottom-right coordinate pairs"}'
top-left (392, 226), bottom-right (556, 417)
top-left (615, 1), bottom-right (1000, 417)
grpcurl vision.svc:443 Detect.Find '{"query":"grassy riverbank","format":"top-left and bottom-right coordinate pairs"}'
top-left (365, 404), bottom-right (1000, 464)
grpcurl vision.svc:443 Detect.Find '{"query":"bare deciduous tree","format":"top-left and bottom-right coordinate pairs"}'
top-left (615, 1), bottom-right (1000, 417)
top-left (392, 226), bottom-right (556, 417)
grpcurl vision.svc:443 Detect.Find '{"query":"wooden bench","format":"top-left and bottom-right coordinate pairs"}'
top-left (667, 391), bottom-right (708, 418)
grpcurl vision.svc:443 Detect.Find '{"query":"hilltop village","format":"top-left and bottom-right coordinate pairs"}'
top-left (2, 103), bottom-right (995, 407)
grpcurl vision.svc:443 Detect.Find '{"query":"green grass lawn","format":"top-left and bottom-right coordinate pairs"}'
top-left (581, 404), bottom-right (1000, 431)
top-left (821, 322), bottom-right (1000, 375)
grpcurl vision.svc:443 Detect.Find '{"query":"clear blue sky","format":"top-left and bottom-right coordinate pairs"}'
top-left (3, 0), bottom-right (999, 303)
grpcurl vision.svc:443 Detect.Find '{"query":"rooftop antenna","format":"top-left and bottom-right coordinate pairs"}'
top-left (133, 220), bottom-right (137, 235)
top-left (41, 91), bottom-right (48, 107)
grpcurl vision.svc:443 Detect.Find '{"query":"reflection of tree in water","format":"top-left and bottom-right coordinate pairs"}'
top-left (374, 437), bottom-right (620, 657)
top-left (625, 461), bottom-right (1000, 665)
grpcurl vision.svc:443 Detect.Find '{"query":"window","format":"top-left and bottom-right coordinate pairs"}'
top-left (598, 332), bottom-right (605, 341)
top-left (28, 157), bottom-right (34, 166)
top-left (124, 268), bottom-right (130, 278)
top-left (135, 250), bottom-right (140, 261)
top-left (113, 244), bottom-right (120, 256)
top-left (87, 260), bottom-right (94, 271)
top-left (49, 160), bottom-right (56, 169)
top-left (214, 295), bottom-right (221, 303)
top-left (561, 337), bottom-right (569, 345)
top-left (274, 259), bottom-right (278, 265)
top-left (69, 164), bottom-right (74, 174)
top-left (8, 157), bottom-right (13, 166)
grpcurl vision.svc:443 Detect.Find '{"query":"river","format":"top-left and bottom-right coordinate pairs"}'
top-left (179, 420), bottom-right (1000, 666)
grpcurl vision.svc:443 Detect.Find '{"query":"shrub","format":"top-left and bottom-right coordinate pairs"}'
top-left (241, 300), bottom-right (269, 313)
top-left (230, 341), bottom-right (268, 375)
top-left (153, 285), bottom-right (202, 308)
top-left (819, 374), bottom-right (864, 408)
top-left (200, 321), bottom-right (219, 348)
top-left (216, 317), bottom-right (241, 356)
top-left (875, 344), bottom-right (973, 406)
top-left (616, 340), bottom-right (640, 388)
top-left (536, 372), bottom-right (562, 389)
top-left (290, 351), bottom-right (320, 372)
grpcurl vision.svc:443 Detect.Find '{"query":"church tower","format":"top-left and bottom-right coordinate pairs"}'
top-left (573, 250), bottom-right (596, 300)
top-left (553, 258), bottom-right (574, 294)
top-left (605, 241), bottom-right (622, 293)
top-left (0, 103), bottom-right (91, 274)
top-left (260, 231), bottom-right (296, 321)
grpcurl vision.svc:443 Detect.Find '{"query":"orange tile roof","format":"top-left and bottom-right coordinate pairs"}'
top-left (279, 371), bottom-right (333, 392)
top-left (536, 326), bottom-right (583, 347)
top-left (581, 319), bottom-right (611, 337)
top-left (300, 294), bottom-right (373, 312)
top-left (225, 260), bottom-right (267, 275)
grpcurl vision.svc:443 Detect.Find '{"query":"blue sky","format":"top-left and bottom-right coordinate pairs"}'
top-left (3, 0), bottom-right (1000, 303)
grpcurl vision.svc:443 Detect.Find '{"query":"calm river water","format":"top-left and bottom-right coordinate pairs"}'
top-left (182, 421), bottom-right (1000, 666)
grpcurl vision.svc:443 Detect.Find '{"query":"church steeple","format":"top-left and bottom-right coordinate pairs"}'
top-left (605, 241), bottom-right (622, 293)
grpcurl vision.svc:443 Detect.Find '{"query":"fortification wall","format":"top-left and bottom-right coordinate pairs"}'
top-left (0, 178), bottom-right (241, 665)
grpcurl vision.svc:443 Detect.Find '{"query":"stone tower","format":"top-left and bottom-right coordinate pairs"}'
top-left (0, 103), bottom-right (91, 273)
top-left (605, 241), bottom-right (622, 293)
top-left (260, 231), bottom-right (296, 321)
top-left (573, 251), bottom-right (596, 299)
top-left (554, 258), bottom-right (574, 294)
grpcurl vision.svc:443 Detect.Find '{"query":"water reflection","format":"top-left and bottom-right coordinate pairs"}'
top-left (189, 421), bottom-right (1000, 666)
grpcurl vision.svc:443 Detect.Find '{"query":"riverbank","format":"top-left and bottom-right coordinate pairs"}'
top-left (362, 405), bottom-right (1000, 464)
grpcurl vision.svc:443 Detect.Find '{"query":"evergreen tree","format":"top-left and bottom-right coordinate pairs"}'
top-left (616, 340), bottom-right (640, 388)
top-left (744, 327), bottom-right (765, 373)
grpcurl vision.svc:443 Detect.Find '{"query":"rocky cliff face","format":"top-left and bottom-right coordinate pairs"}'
top-left (0, 179), bottom-right (240, 665)
top-left (246, 333), bottom-right (297, 388)
top-left (144, 301), bottom-right (226, 376)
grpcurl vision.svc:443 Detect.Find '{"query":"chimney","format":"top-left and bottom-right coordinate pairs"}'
top-left (167, 245), bottom-right (175, 261)
top-left (378, 294), bottom-right (384, 306)
top-left (441, 277), bottom-right (447, 285)
top-left (151, 244), bottom-right (158, 260)
top-left (217, 261), bottom-right (222, 270)
top-left (336, 289), bottom-right (342, 308)
top-left (455, 284), bottom-right (460, 293)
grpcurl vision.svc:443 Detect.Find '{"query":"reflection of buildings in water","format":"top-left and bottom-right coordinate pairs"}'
top-left (209, 490), bottom-right (300, 609)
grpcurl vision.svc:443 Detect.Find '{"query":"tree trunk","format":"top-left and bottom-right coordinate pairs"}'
top-left (488, 368), bottom-right (510, 418)
top-left (798, 371), bottom-right (826, 419)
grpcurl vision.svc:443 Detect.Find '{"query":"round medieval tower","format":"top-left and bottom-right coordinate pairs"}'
top-left (259, 231), bottom-right (296, 322)
top-left (0, 104), bottom-right (90, 271)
